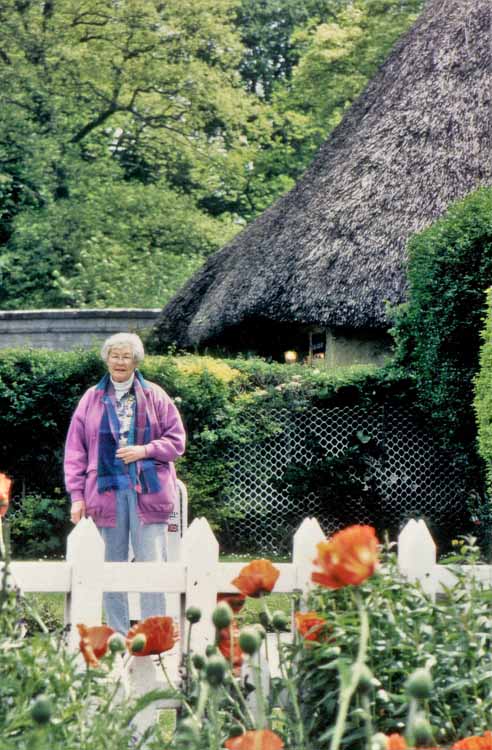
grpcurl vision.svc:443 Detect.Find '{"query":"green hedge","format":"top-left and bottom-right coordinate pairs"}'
top-left (0, 348), bottom-right (412, 557)
top-left (391, 187), bottom-right (492, 502)
top-left (473, 287), bottom-right (492, 536)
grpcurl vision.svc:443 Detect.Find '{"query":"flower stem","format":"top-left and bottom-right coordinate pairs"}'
top-left (361, 693), bottom-right (373, 745)
top-left (329, 592), bottom-right (369, 750)
top-left (185, 622), bottom-right (193, 695)
top-left (229, 670), bottom-right (256, 728)
top-left (252, 651), bottom-right (267, 729)
top-left (276, 630), bottom-right (305, 750)
top-left (196, 680), bottom-right (210, 722)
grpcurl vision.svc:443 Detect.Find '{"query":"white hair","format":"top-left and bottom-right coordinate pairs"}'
top-left (100, 333), bottom-right (145, 364)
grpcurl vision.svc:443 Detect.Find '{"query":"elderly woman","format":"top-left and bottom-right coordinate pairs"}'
top-left (64, 332), bottom-right (186, 634)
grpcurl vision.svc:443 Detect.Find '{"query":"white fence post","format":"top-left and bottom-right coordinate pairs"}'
top-left (398, 519), bottom-right (437, 596)
top-left (180, 517), bottom-right (219, 654)
top-left (293, 517), bottom-right (326, 608)
top-left (64, 518), bottom-right (105, 650)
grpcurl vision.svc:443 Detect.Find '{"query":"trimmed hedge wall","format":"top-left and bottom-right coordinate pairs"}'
top-left (392, 187), bottom-right (492, 500)
top-left (1, 348), bottom-right (413, 556)
top-left (474, 288), bottom-right (492, 503)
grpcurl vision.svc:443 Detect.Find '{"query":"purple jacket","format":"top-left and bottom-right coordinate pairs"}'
top-left (64, 379), bottom-right (186, 527)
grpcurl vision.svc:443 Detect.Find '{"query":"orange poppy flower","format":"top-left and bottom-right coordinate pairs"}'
top-left (231, 559), bottom-right (280, 598)
top-left (453, 731), bottom-right (492, 750)
top-left (224, 729), bottom-right (284, 750)
top-left (387, 734), bottom-right (407, 750)
top-left (218, 621), bottom-right (243, 669)
top-left (295, 611), bottom-right (328, 642)
top-left (312, 525), bottom-right (379, 589)
top-left (126, 616), bottom-right (178, 656)
top-left (217, 592), bottom-right (246, 614)
top-left (77, 624), bottom-right (115, 667)
top-left (0, 473), bottom-right (12, 518)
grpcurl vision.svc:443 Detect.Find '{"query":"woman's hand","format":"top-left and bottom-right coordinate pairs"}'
top-left (116, 445), bottom-right (147, 464)
top-left (71, 500), bottom-right (86, 524)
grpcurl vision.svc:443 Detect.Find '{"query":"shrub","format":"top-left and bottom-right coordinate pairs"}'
top-left (7, 492), bottom-right (71, 559)
top-left (391, 187), bottom-right (492, 527)
top-left (472, 287), bottom-right (492, 548)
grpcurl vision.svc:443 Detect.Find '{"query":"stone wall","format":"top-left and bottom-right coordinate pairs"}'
top-left (0, 309), bottom-right (161, 350)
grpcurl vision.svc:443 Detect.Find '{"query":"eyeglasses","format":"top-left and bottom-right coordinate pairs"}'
top-left (108, 354), bottom-right (134, 363)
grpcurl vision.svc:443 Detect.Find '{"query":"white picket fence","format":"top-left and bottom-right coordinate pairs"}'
top-left (3, 507), bottom-right (492, 730)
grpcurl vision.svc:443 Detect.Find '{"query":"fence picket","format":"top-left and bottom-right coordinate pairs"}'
top-left (398, 519), bottom-right (438, 596)
top-left (180, 517), bottom-right (219, 654)
top-left (293, 517), bottom-right (326, 607)
top-left (64, 518), bottom-right (105, 649)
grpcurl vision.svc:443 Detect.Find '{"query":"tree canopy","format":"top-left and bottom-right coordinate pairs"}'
top-left (0, 0), bottom-right (424, 309)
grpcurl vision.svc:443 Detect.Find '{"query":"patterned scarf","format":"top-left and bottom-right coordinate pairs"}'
top-left (96, 370), bottom-right (161, 494)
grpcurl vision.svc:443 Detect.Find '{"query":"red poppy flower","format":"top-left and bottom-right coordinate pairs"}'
top-left (0, 473), bottom-right (12, 518)
top-left (312, 525), bottom-right (379, 589)
top-left (231, 559), bottom-right (280, 598)
top-left (218, 621), bottom-right (243, 669)
top-left (77, 624), bottom-right (115, 667)
top-left (126, 616), bottom-right (178, 656)
top-left (387, 734), bottom-right (407, 750)
top-left (224, 729), bottom-right (284, 750)
top-left (453, 731), bottom-right (492, 750)
top-left (217, 592), bottom-right (246, 614)
top-left (295, 611), bottom-right (328, 642)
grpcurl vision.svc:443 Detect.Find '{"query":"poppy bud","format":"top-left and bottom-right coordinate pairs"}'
top-left (272, 610), bottom-right (289, 631)
top-left (212, 602), bottom-right (233, 630)
top-left (228, 723), bottom-right (245, 738)
top-left (258, 610), bottom-right (271, 628)
top-left (205, 644), bottom-right (218, 657)
top-left (205, 654), bottom-right (227, 687)
top-left (31, 695), bottom-right (52, 725)
top-left (108, 633), bottom-right (126, 654)
top-left (410, 714), bottom-right (434, 746)
top-left (239, 626), bottom-right (261, 655)
top-left (357, 664), bottom-right (375, 694)
top-left (176, 717), bottom-right (200, 742)
top-left (130, 633), bottom-right (147, 654)
top-left (253, 623), bottom-right (266, 641)
top-left (192, 653), bottom-right (206, 670)
top-left (405, 668), bottom-right (432, 700)
top-left (186, 606), bottom-right (202, 624)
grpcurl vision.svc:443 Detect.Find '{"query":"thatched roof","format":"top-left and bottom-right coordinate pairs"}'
top-left (156, 0), bottom-right (492, 349)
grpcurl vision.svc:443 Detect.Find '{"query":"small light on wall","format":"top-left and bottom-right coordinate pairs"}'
top-left (284, 350), bottom-right (298, 364)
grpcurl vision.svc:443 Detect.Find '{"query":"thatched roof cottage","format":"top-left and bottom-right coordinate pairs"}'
top-left (155, 0), bottom-right (492, 365)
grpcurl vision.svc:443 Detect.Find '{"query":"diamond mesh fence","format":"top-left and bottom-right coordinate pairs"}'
top-left (225, 405), bottom-right (467, 553)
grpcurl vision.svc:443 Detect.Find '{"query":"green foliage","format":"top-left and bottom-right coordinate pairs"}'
top-left (7, 493), bottom-right (71, 560)
top-left (472, 287), bottom-right (492, 548)
top-left (0, 0), bottom-right (267, 308)
top-left (0, 0), bottom-right (425, 307)
top-left (391, 188), bottom-right (492, 513)
top-left (474, 287), bottom-right (492, 481)
top-left (291, 542), bottom-right (492, 748)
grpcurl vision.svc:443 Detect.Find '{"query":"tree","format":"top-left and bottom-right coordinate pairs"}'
top-left (252, 0), bottom-right (424, 188)
top-left (0, 0), bottom-right (269, 307)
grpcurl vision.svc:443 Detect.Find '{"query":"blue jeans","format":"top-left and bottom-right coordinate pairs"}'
top-left (98, 488), bottom-right (167, 634)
